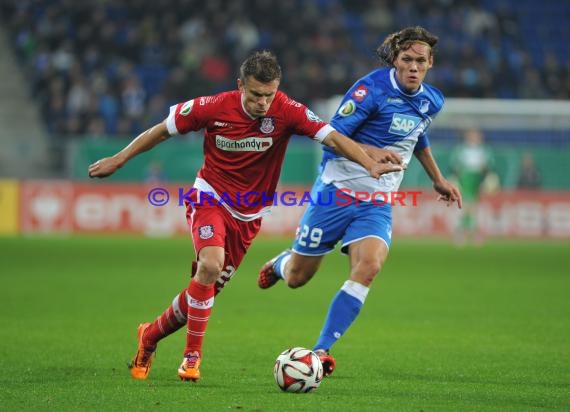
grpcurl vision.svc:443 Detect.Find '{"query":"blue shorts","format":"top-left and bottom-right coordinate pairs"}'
top-left (292, 178), bottom-right (392, 256)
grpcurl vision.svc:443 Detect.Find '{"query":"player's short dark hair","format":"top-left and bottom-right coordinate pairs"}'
top-left (239, 50), bottom-right (282, 84)
top-left (377, 26), bottom-right (438, 67)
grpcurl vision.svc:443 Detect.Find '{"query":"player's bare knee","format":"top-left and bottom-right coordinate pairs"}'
top-left (365, 258), bottom-right (383, 274)
top-left (196, 259), bottom-right (224, 284)
top-left (353, 259), bottom-right (382, 286)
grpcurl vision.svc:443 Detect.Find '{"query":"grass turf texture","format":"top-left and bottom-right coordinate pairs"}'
top-left (1, 235), bottom-right (569, 411)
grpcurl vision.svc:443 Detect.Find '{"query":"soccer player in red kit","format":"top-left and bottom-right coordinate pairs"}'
top-left (88, 50), bottom-right (402, 382)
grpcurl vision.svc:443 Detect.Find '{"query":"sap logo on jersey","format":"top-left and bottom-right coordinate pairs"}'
top-left (215, 135), bottom-right (273, 151)
top-left (389, 113), bottom-right (421, 136)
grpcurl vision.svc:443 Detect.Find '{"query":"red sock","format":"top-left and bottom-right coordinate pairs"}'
top-left (143, 288), bottom-right (187, 349)
top-left (185, 278), bottom-right (215, 357)
top-left (142, 261), bottom-right (226, 350)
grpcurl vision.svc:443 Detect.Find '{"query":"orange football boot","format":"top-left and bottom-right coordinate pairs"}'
top-left (178, 351), bottom-right (201, 382)
top-left (128, 323), bottom-right (155, 379)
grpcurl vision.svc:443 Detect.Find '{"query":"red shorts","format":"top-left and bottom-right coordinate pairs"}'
top-left (185, 194), bottom-right (262, 292)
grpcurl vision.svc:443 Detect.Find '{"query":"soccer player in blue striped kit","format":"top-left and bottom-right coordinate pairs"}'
top-left (258, 26), bottom-right (462, 376)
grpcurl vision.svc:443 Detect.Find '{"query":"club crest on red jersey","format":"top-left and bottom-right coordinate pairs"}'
top-left (198, 225), bottom-right (214, 240)
top-left (351, 85), bottom-right (369, 102)
top-left (259, 117), bottom-right (275, 134)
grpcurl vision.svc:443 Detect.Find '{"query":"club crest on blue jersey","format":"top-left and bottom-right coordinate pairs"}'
top-left (259, 117), bottom-right (275, 133)
top-left (389, 113), bottom-right (421, 136)
top-left (419, 99), bottom-right (430, 113)
top-left (199, 225), bottom-right (214, 240)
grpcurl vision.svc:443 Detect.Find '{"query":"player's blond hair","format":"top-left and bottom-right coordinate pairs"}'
top-left (377, 26), bottom-right (438, 67)
top-left (240, 50), bottom-right (282, 84)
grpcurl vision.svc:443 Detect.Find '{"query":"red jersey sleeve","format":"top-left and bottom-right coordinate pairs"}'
top-left (281, 96), bottom-right (335, 143)
top-left (165, 96), bottom-right (217, 135)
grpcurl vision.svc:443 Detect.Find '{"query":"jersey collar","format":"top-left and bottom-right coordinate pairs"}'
top-left (389, 68), bottom-right (424, 97)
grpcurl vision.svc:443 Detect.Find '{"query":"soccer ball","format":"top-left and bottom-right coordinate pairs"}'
top-left (273, 347), bottom-right (324, 393)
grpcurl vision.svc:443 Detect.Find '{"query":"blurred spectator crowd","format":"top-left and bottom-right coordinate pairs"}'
top-left (1, 0), bottom-right (569, 137)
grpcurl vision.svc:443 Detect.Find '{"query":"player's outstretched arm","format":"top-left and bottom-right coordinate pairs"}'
top-left (415, 147), bottom-right (462, 209)
top-left (88, 122), bottom-right (171, 178)
top-left (322, 131), bottom-right (402, 178)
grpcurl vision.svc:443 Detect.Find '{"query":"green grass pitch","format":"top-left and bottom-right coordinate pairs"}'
top-left (1, 235), bottom-right (569, 411)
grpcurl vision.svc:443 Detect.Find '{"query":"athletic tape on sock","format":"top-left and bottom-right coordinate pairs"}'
top-left (277, 254), bottom-right (291, 279)
top-left (340, 280), bottom-right (369, 304)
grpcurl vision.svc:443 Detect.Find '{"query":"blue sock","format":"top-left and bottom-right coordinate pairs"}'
top-left (272, 250), bottom-right (291, 279)
top-left (313, 280), bottom-right (368, 351)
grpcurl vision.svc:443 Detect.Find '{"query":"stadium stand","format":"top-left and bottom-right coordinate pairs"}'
top-left (0, 0), bottom-right (568, 184)
top-left (1, 0), bottom-right (568, 139)
top-left (0, 29), bottom-right (50, 177)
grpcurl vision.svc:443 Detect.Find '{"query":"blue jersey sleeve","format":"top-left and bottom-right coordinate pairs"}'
top-left (415, 133), bottom-right (430, 152)
top-left (330, 76), bottom-right (379, 138)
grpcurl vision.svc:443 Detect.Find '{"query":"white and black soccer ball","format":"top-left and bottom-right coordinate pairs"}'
top-left (273, 347), bottom-right (324, 393)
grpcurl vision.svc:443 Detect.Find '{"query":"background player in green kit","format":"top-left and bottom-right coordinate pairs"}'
top-left (450, 128), bottom-right (496, 245)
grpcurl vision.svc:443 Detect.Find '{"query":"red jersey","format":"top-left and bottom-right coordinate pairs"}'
top-left (165, 90), bottom-right (334, 220)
